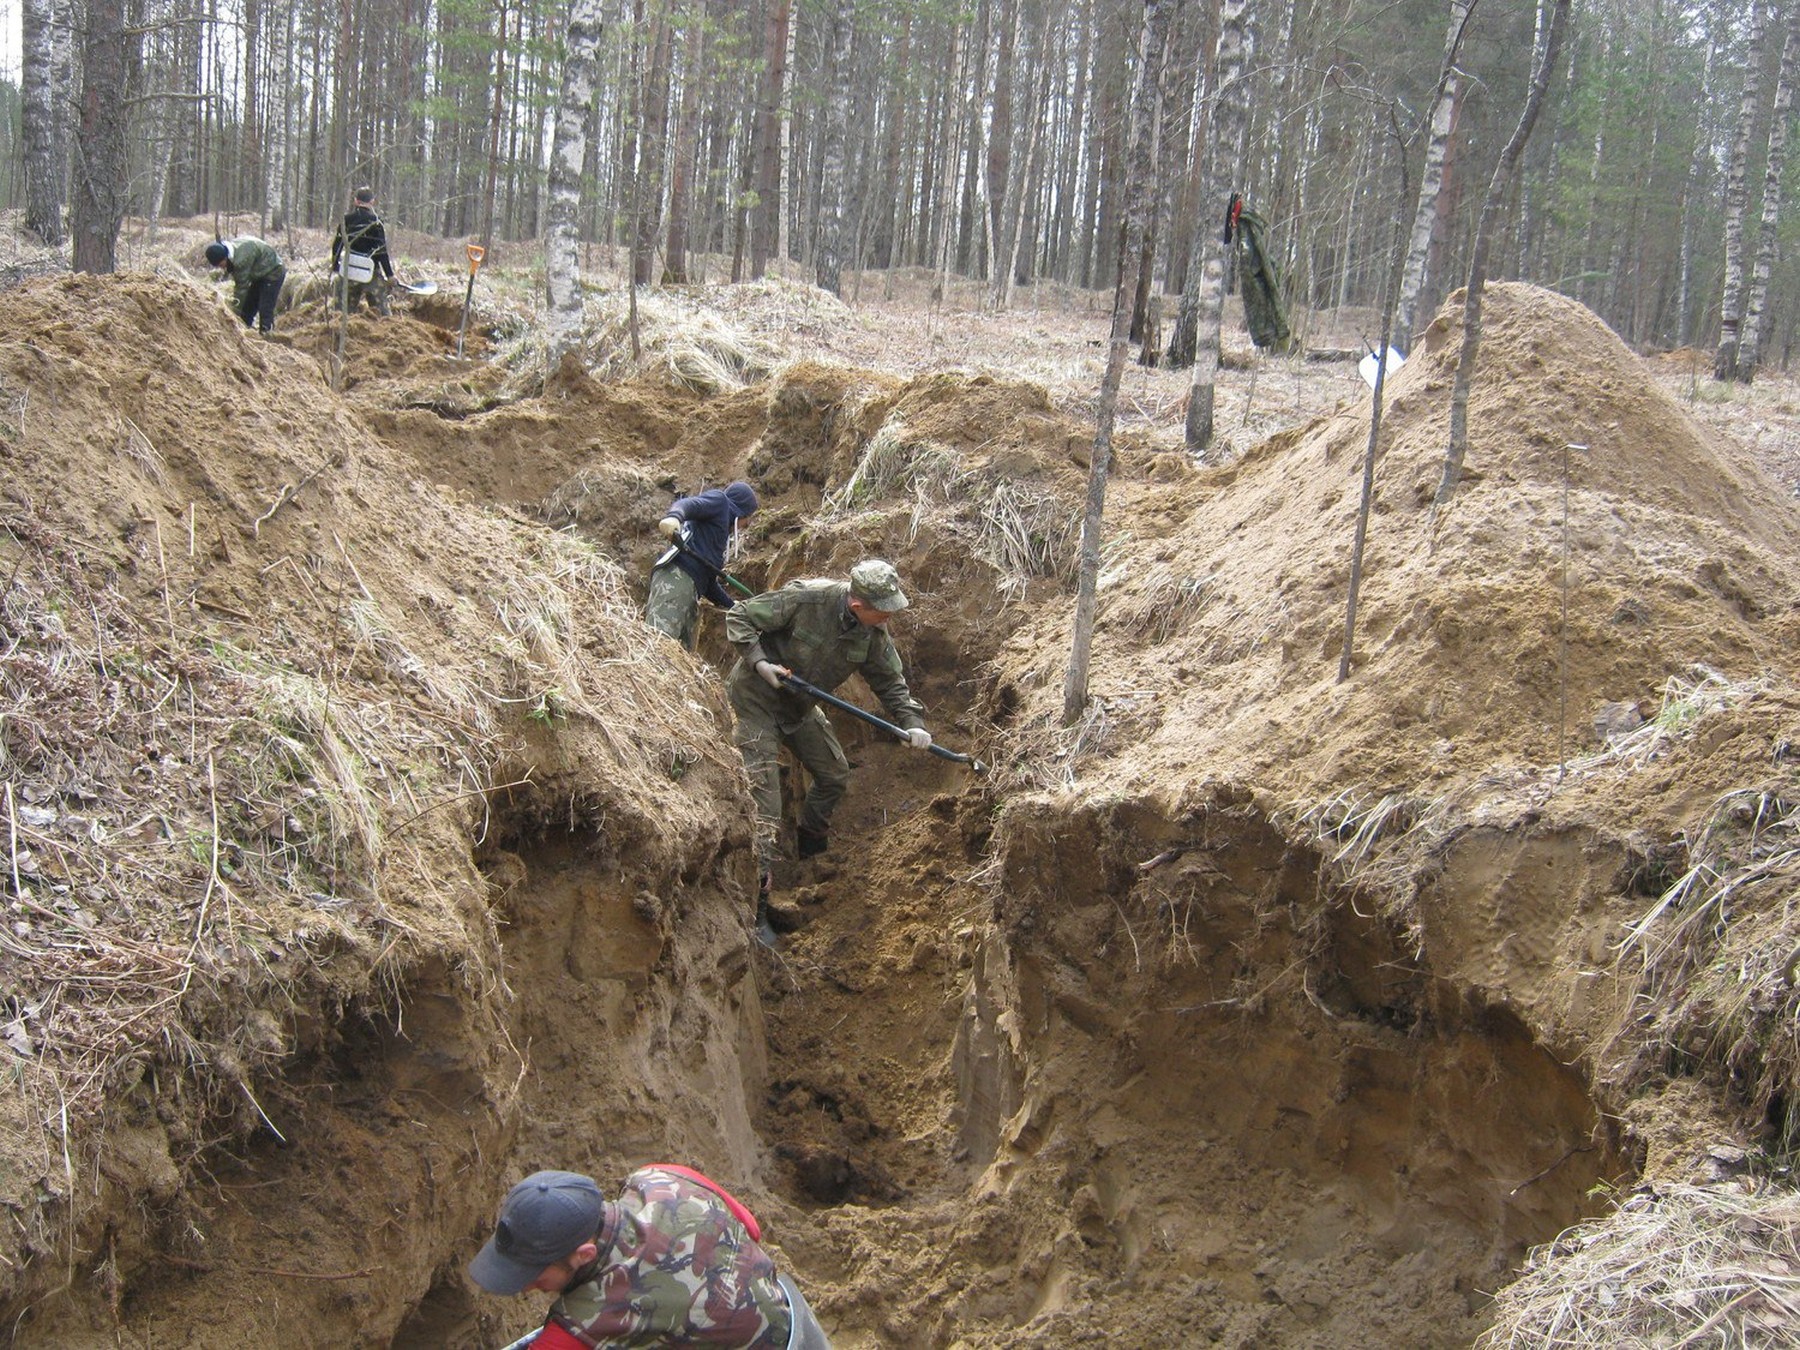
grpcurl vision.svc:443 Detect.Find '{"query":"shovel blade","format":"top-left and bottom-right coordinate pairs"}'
top-left (399, 280), bottom-right (439, 296)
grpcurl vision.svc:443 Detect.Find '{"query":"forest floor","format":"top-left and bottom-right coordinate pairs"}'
top-left (2, 211), bottom-right (1799, 1348)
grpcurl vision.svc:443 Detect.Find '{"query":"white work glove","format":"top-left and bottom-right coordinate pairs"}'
top-left (905, 727), bottom-right (933, 751)
top-left (755, 660), bottom-right (786, 690)
top-left (657, 516), bottom-right (681, 538)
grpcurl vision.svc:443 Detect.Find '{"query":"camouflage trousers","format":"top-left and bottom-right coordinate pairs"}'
top-left (729, 675), bottom-right (851, 869)
top-left (337, 275), bottom-right (390, 315)
top-left (645, 565), bottom-right (700, 648)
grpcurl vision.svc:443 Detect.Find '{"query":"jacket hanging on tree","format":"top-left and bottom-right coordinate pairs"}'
top-left (1224, 196), bottom-right (1293, 353)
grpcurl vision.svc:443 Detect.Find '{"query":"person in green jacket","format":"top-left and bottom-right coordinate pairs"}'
top-left (204, 237), bottom-right (287, 334)
top-left (725, 560), bottom-right (932, 894)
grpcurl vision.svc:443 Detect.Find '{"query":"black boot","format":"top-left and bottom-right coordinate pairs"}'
top-left (797, 827), bottom-right (829, 859)
top-left (754, 871), bottom-right (779, 948)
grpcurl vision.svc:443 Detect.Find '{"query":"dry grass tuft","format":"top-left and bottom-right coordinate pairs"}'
top-left (0, 487), bottom-right (729, 1282)
top-left (826, 413), bottom-right (1081, 586)
top-left (1111, 562), bottom-right (1217, 643)
top-left (1479, 1183), bottom-right (1800, 1348)
top-left (495, 289), bottom-right (786, 394)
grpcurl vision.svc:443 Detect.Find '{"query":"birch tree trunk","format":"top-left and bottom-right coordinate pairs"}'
top-left (264, 4), bottom-right (293, 232)
top-left (1714, 0), bottom-right (1769, 382)
top-left (22, 0), bottom-right (66, 246)
top-left (1394, 0), bottom-right (1473, 349)
top-left (1433, 0), bottom-right (1573, 505)
top-left (815, 0), bottom-right (855, 295)
top-left (1180, 0), bottom-right (1252, 455)
top-left (1064, 0), bottom-right (1177, 725)
top-left (546, 0), bottom-right (608, 345)
top-left (1740, 4), bottom-right (1798, 380)
top-left (991, 0), bottom-right (1054, 310)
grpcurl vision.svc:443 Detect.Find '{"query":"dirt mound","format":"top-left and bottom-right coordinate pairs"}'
top-left (0, 272), bottom-right (763, 1345)
top-left (989, 283), bottom-right (1800, 801)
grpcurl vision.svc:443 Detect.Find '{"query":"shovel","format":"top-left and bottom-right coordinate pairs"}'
top-left (778, 672), bottom-right (986, 773)
top-left (396, 279), bottom-right (438, 296)
top-left (656, 528), bottom-right (755, 598)
top-left (456, 243), bottom-right (486, 359)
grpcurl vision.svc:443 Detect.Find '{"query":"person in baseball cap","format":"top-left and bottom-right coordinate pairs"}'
top-left (469, 1164), bottom-right (831, 1347)
top-left (467, 1169), bottom-right (604, 1296)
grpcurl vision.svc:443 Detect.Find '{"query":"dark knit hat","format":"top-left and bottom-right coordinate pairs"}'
top-left (724, 480), bottom-right (759, 515)
top-left (204, 241), bottom-right (230, 267)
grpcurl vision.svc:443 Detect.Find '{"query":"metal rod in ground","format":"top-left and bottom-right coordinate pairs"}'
top-left (778, 673), bottom-right (986, 772)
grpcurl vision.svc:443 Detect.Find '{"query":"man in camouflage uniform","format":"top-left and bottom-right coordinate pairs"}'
top-left (204, 237), bottom-right (286, 334)
top-left (470, 1166), bottom-right (830, 1348)
top-left (725, 560), bottom-right (932, 882)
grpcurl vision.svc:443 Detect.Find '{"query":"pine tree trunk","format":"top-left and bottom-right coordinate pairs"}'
top-left (815, 0), bottom-right (855, 295)
top-left (986, 0), bottom-right (1018, 280)
top-left (663, 0), bottom-right (707, 284)
top-left (22, 0), bottom-right (66, 246)
top-left (1715, 0), bottom-right (1768, 382)
top-left (479, 1), bottom-right (510, 249)
top-left (71, 0), bottom-right (130, 274)
top-left (1395, 0), bottom-right (1471, 349)
top-left (1064, 0), bottom-right (1175, 726)
top-left (933, 23), bottom-right (966, 302)
top-left (547, 0), bottom-right (607, 340)
top-left (749, 0), bottom-right (791, 278)
top-left (633, 3), bottom-right (673, 285)
top-left (1740, 5), bottom-right (1798, 380)
top-left (991, 0), bottom-right (1053, 310)
top-left (1434, 0), bottom-right (1573, 505)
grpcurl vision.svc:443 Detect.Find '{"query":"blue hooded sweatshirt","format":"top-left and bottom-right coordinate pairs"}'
top-left (665, 481), bottom-right (758, 607)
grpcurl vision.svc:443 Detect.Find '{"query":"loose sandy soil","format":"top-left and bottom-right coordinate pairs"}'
top-left (1, 214), bottom-right (1798, 1348)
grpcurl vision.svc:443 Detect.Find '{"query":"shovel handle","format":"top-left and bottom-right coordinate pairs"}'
top-left (466, 243), bottom-right (486, 274)
top-left (778, 673), bottom-right (985, 773)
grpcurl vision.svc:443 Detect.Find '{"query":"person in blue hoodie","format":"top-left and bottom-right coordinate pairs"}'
top-left (646, 480), bottom-right (759, 648)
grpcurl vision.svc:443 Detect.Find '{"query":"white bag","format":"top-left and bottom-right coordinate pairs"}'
top-left (345, 251), bottom-right (375, 284)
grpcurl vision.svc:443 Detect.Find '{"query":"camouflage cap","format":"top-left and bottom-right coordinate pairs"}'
top-left (849, 559), bottom-right (908, 612)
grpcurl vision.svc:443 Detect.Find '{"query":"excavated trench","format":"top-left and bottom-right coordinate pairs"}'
top-left (384, 671), bottom-right (1630, 1348)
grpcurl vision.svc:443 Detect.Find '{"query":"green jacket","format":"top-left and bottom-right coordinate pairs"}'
top-left (228, 237), bottom-right (284, 306)
top-left (725, 579), bottom-right (926, 730)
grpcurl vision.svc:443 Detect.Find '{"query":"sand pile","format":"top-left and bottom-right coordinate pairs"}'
top-left (0, 272), bottom-right (763, 1345)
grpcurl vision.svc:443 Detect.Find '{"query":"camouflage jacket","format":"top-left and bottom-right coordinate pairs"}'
top-left (540, 1167), bottom-right (791, 1348)
top-left (724, 579), bottom-right (925, 730)
top-left (227, 237), bottom-right (284, 305)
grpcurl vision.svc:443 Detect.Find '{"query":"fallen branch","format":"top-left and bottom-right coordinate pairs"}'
top-left (160, 1253), bottom-right (378, 1281)
top-left (251, 455), bottom-right (339, 538)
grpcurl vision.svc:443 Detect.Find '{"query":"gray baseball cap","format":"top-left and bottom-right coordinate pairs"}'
top-left (468, 1170), bottom-right (605, 1295)
top-left (849, 559), bottom-right (908, 612)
